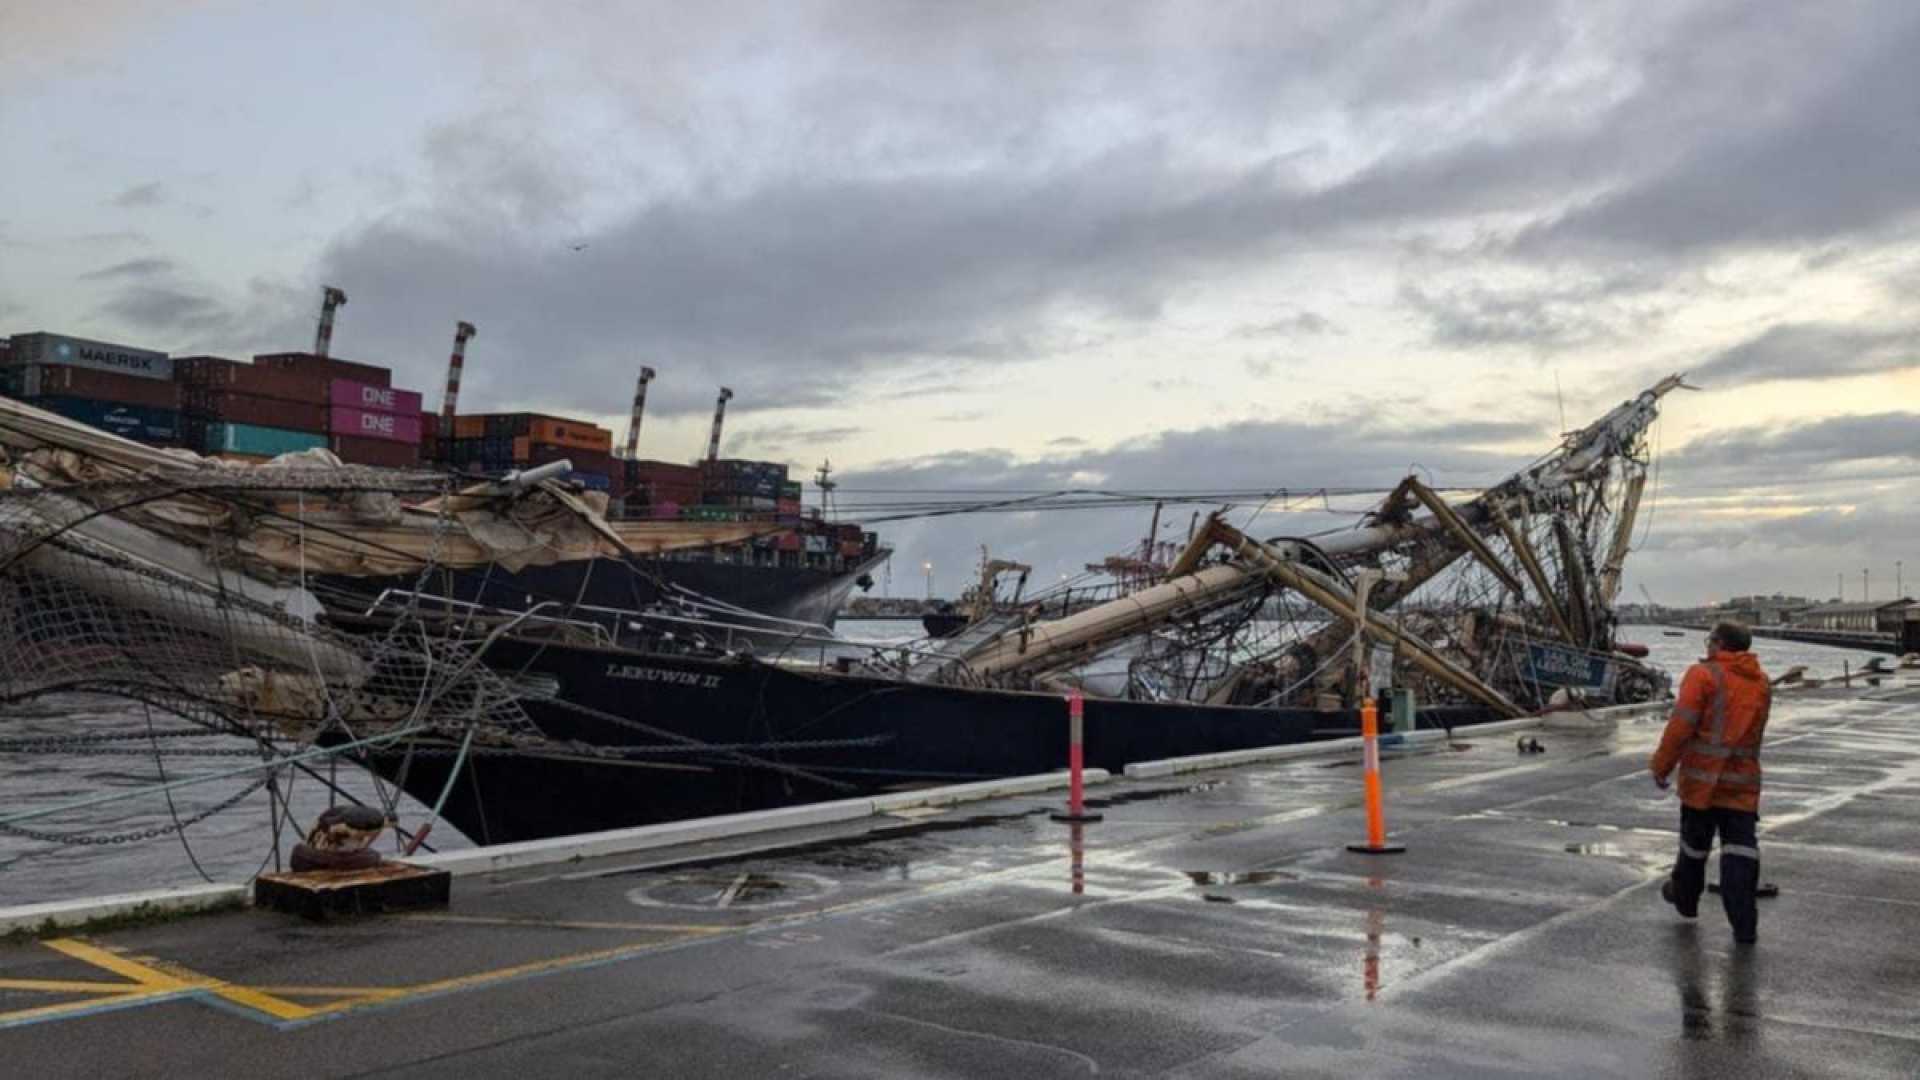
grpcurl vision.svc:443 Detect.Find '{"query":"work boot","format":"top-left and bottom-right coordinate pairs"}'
top-left (1662, 878), bottom-right (1697, 919)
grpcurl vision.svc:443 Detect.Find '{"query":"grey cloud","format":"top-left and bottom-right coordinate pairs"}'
top-left (80, 257), bottom-right (176, 281)
top-left (1671, 412), bottom-right (1920, 472)
top-left (109, 182), bottom-right (166, 209)
top-left (1400, 275), bottom-right (1669, 351)
top-left (1233, 313), bottom-right (1337, 339)
top-left (1692, 323), bottom-right (1920, 386)
top-left (97, 285), bottom-right (225, 333)
top-left (1517, 3), bottom-right (1920, 256)
top-left (724, 423), bottom-right (865, 457)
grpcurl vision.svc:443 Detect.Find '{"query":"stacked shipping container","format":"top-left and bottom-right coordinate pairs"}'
top-left (2, 333), bottom-right (181, 448)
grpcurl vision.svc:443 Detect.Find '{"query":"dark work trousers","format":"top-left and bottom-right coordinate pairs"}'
top-left (1670, 805), bottom-right (1760, 941)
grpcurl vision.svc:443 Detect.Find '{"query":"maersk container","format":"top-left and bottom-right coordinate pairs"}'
top-left (5, 332), bottom-right (172, 381)
top-left (24, 397), bottom-right (180, 443)
top-left (201, 422), bottom-right (328, 457)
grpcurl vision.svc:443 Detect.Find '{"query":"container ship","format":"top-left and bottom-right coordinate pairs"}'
top-left (0, 291), bottom-right (887, 626)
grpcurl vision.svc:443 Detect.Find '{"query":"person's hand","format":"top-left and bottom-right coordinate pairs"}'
top-left (1651, 771), bottom-right (1670, 791)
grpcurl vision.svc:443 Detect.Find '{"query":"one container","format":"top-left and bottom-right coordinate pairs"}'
top-left (254, 352), bottom-right (390, 388)
top-left (839, 540), bottom-right (864, 558)
top-left (567, 470), bottom-right (612, 492)
top-left (5, 332), bottom-right (172, 380)
top-left (181, 389), bottom-right (328, 432)
top-left (201, 422), bottom-right (328, 457)
top-left (328, 406), bottom-right (422, 444)
top-left (330, 435), bottom-right (421, 469)
top-left (329, 380), bottom-right (423, 415)
top-left (453, 416), bottom-right (487, 439)
top-left (6, 364), bottom-right (180, 409)
top-left (23, 397), bottom-right (181, 443)
top-left (775, 532), bottom-right (803, 552)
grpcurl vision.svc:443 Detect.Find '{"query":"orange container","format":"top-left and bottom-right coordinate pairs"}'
top-left (453, 416), bottom-right (487, 439)
top-left (528, 417), bottom-right (612, 452)
top-left (512, 435), bottom-right (531, 462)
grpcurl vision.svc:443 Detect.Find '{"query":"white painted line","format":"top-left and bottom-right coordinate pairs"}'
top-left (0, 884), bottom-right (247, 936)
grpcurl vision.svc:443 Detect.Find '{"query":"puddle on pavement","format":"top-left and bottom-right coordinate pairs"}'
top-left (1564, 842), bottom-right (1627, 856)
top-left (1085, 780), bottom-right (1225, 808)
top-left (1184, 870), bottom-right (1287, 887)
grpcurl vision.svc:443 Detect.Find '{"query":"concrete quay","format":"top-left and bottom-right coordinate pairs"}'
top-left (2, 686), bottom-right (1917, 1077)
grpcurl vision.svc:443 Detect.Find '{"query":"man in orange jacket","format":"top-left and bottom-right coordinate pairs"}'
top-left (1650, 620), bottom-right (1771, 944)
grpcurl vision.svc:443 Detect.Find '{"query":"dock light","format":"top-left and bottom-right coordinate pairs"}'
top-left (923, 561), bottom-right (933, 600)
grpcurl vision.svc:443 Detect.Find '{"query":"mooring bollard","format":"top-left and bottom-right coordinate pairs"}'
top-left (1346, 697), bottom-right (1405, 855)
top-left (1052, 689), bottom-right (1103, 823)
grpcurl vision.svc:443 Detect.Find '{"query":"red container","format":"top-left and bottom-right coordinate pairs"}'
top-left (329, 380), bottom-right (422, 415)
top-left (178, 357), bottom-right (329, 400)
top-left (776, 532), bottom-right (803, 552)
top-left (420, 412), bottom-right (440, 440)
top-left (776, 498), bottom-right (801, 514)
top-left (10, 364), bottom-right (180, 409)
top-left (329, 406), bottom-right (421, 443)
top-left (255, 352), bottom-right (391, 389)
top-left (649, 500), bottom-right (681, 520)
top-left (839, 540), bottom-right (864, 558)
top-left (330, 435), bottom-right (420, 468)
top-left (182, 390), bottom-right (327, 432)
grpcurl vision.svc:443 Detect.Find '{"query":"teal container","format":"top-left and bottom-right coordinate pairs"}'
top-left (202, 422), bottom-right (327, 456)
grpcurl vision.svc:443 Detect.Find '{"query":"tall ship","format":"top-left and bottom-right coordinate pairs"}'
top-left (0, 289), bottom-right (889, 627)
top-left (0, 369), bottom-right (1685, 848)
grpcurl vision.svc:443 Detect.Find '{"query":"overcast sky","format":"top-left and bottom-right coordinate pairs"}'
top-left (4, 1), bottom-right (1918, 605)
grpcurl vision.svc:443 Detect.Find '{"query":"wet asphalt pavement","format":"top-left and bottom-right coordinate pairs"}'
top-left (3, 686), bottom-right (1918, 1078)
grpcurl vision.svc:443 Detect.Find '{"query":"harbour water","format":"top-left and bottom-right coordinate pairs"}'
top-left (0, 623), bottom-right (1891, 908)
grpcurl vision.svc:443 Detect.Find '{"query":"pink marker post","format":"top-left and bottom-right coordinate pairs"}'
top-left (1052, 689), bottom-right (1103, 823)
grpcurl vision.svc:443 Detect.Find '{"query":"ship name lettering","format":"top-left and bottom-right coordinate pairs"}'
top-left (604, 663), bottom-right (722, 689)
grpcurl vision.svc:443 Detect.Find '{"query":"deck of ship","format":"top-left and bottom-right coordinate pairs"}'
top-left (3, 685), bottom-right (1917, 1077)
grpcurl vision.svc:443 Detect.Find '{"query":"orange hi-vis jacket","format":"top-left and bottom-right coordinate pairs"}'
top-left (1650, 652), bottom-right (1772, 812)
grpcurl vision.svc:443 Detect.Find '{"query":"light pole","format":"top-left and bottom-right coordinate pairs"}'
top-left (1863, 568), bottom-right (1870, 603)
top-left (1899, 560), bottom-right (1905, 598)
top-left (923, 561), bottom-right (933, 601)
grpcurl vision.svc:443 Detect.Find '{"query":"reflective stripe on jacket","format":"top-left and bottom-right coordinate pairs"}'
top-left (1650, 652), bottom-right (1771, 811)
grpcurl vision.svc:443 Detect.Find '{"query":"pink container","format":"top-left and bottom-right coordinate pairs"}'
top-left (329, 405), bottom-right (422, 443)
top-left (329, 380), bottom-right (423, 415)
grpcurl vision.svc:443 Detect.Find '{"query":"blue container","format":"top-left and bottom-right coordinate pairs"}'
top-left (25, 396), bottom-right (180, 443)
top-left (201, 422), bottom-right (328, 457)
top-left (568, 470), bottom-right (612, 492)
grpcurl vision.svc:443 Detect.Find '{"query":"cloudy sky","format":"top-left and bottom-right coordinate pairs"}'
top-left (4, 1), bottom-right (1918, 605)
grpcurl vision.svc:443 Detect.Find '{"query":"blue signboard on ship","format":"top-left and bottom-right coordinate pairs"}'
top-left (1519, 642), bottom-right (1614, 690)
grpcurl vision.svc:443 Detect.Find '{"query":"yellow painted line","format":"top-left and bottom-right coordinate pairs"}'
top-left (206, 983), bottom-right (319, 1021)
top-left (401, 938), bottom-right (688, 998)
top-left (0, 978), bottom-right (148, 994)
top-left (0, 990), bottom-right (183, 1027)
top-left (42, 939), bottom-right (187, 989)
top-left (396, 913), bottom-right (728, 934)
top-left (251, 986), bottom-right (410, 999)
top-left (41, 938), bottom-right (319, 1022)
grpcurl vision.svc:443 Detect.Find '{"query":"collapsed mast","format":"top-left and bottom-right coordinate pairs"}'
top-left (935, 376), bottom-right (1687, 713)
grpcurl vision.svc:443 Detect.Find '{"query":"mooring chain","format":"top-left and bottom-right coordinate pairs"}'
top-left (0, 772), bottom-right (273, 847)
